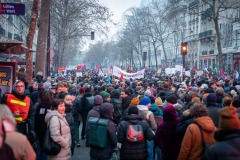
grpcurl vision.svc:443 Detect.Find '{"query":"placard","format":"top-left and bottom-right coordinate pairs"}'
top-left (0, 62), bottom-right (16, 94)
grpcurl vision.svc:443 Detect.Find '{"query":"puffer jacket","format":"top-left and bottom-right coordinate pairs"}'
top-left (202, 130), bottom-right (240, 160)
top-left (206, 104), bottom-right (220, 128)
top-left (45, 110), bottom-right (71, 160)
top-left (178, 116), bottom-right (216, 160)
top-left (149, 104), bottom-right (163, 116)
top-left (117, 114), bottom-right (154, 160)
top-left (90, 103), bottom-right (117, 160)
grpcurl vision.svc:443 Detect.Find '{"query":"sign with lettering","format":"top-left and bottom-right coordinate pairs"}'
top-left (0, 3), bottom-right (25, 15)
top-left (0, 62), bottom-right (16, 94)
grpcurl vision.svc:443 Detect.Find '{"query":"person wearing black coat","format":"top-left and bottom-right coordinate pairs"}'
top-left (110, 89), bottom-right (122, 124)
top-left (206, 93), bottom-right (219, 127)
top-left (117, 106), bottom-right (154, 160)
top-left (203, 107), bottom-right (240, 160)
top-left (90, 103), bottom-right (117, 160)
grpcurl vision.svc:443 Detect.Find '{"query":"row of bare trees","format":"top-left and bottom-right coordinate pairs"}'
top-left (83, 0), bottom-right (240, 71)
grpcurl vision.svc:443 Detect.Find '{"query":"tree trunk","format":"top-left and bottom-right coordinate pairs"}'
top-left (153, 43), bottom-right (158, 70)
top-left (25, 0), bottom-right (40, 84)
top-left (34, 0), bottom-right (51, 78)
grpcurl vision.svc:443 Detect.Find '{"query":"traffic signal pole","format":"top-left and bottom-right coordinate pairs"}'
top-left (182, 55), bottom-right (186, 81)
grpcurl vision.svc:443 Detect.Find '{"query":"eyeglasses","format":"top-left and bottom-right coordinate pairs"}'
top-left (16, 85), bottom-right (24, 88)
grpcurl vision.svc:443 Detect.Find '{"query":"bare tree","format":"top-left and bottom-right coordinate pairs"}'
top-left (25, 0), bottom-right (40, 84)
top-left (34, 0), bottom-right (51, 77)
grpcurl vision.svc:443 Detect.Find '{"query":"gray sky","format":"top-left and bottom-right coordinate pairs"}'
top-left (100, 0), bottom-right (142, 36)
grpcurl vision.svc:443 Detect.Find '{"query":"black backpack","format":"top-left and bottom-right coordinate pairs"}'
top-left (0, 122), bottom-right (15, 160)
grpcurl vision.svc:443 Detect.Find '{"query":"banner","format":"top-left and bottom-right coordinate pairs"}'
top-left (0, 62), bottom-right (16, 94)
top-left (112, 66), bottom-right (145, 80)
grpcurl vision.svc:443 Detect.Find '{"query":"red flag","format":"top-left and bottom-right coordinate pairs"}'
top-left (234, 58), bottom-right (239, 70)
top-left (120, 74), bottom-right (124, 82)
top-left (127, 65), bottom-right (130, 73)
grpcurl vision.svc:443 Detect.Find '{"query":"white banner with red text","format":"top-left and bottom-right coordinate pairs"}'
top-left (112, 66), bottom-right (145, 80)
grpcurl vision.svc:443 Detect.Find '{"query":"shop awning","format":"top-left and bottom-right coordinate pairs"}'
top-left (0, 41), bottom-right (34, 54)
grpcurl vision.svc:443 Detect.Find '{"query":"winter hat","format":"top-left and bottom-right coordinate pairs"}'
top-left (139, 96), bottom-right (151, 105)
top-left (144, 89), bottom-right (152, 97)
top-left (100, 103), bottom-right (114, 119)
top-left (218, 107), bottom-right (240, 130)
top-left (130, 97), bottom-right (140, 106)
top-left (128, 106), bottom-right (139, 115)
top-left (163, 82), bottom-right (170, 89)
top-left (155, 97), bottom-right (163, 107)
top-left (150, 88), bottom-right (157, 95)
top-left (190, 103), bottom-right (209, 118)
top-left (100, 91), bottom-right (110, 100)
top-left (166, 95), bottom-right (178, 104)
top-left (94, 95), bottom-right (103, 106)
top-left (231, 99), bottom-right (240, 108)
top-left (163, 105), bottom-right (178, 122)
top-left (206, 93), bottom-right (217, 105)
top-left (79, 87), bottom-right (85, 94)
top-left (192, 87), bottom-right (199, 92)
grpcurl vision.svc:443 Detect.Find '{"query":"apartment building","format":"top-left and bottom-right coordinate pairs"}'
top-left (184, 0), bottom-right (240, 72)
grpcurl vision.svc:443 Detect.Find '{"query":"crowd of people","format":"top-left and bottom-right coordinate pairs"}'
top-left (1, 70), bottom-right (240, 160)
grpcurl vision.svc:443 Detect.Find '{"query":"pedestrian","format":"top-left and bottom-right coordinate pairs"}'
top-left (202, 107), bottom-right (240, 160)
top-left (178, 103), bottom-right (216, 160)
top-left (45, 99), bottom-right (71, 159)
top-left (117, 106), bottom-right (155, 160)
top-left (90, 103), bottom-right (117, 160)
top-left (206, 93), bottom-right (220, 127)
top-left (100, 91), bottom-right (111, 103)
top-left (0, 104), bottom-right (36, 160)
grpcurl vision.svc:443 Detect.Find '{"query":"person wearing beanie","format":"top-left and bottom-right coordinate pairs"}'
top-left (144, 89), bottom-right (152, 97)
top-left (158, 82), bottom-right (173, 102)
top-left (149, 96), bottom-right (163, 117)
top-left (79, 87), bottom-right (85, 98)
top-left (130, 97), bottom-right (140, 106)
top-left (166, 94), bottom-right (184, 118)
top-left (178, 103), bottom-right (216, 160)
top-left (206, 93), bottom-right (220, 127)
top-left (202, 107), bottom-right (240, 160)
top-left (155, 105), bottom-right (181, 160)
top-left (90, 103), bottom-right (117, 160)
top-left (110, 89), bottom-right (122, 124)
top-left (86, 95), bottom-right (103, 146)
top-left (155, 97), bottom-right (163, 110)
top-left (117, 106), bottom-right (155, 160)
top-left (137, 96), bottom-right (157, 160)
top-left (100, 91), bottom-right (111, 102)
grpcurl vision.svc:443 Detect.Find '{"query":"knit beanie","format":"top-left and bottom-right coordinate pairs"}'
top-left (144, 90), bottom-right (152, 97)
top-left (218, 107), bottom-right (240, 130)
top-left (128, 106), bottom-right (139, 115)
top-left (166, 95), bottom-right (178, 104)
top-left (79, 87), bottom-right (85, 94)
top-left (94, 95), bottom-right (103, 106)
top-left (206, 93), bottom-right (217, 106)
top-left (155, 97), bottom-right (163, 107)
top-left (130, 97), bottom-right (140, 106)
top-left (163, 82), bottom-right (170, 89)
top-left (139, 96), bottom-right (151, 105)
top-left (100, 91), bottom-right (110, 100)
top-left (163, 105), bottom-right (178, 122)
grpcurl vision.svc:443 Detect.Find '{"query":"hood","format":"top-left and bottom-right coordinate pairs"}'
top-left (137, 105), bottom-right (149, 111)
top-left (163, 105), bottom-right (179, 122)
top-left (195, 116), bottom-right (215, 132)
top-left (110, 89), bottom-right (120, 98)
top-left (100, 103), bottom-right (114, 120)
top-left (124, 114), bottom-right (143, 124)
top-left (149, 104), bottom-right (159, 112)
top-left (173, 103), bottom-right (183, 111)
top-left (45, 110), bottom-right (65, 124)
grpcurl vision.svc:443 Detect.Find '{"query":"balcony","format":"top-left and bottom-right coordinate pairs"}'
top-left (189, 0), bottom-right (199, 8)
top-left (201, 8), bottom-right (212, 19)
top-left (199, 30), bottom-right (213, 39)
top-left (202, 51), bottom-right (208, 55)
top-left (209, 50), bottom-right (214, 54)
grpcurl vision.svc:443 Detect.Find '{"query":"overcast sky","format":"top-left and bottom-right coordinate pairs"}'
top-left (100, 0), bottom-right (142, 37)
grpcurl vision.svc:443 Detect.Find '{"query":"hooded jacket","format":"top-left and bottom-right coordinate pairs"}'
top-left (90, 103), bottom-right (117, 160)
top-left (117, 114), bottom-right (154, 160)
top-left (45, 110), bottom-right (71, 160)
top-left (178, 116), bottom-right (216, 160)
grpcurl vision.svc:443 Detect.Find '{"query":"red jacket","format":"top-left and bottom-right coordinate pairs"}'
top-left (6, 94), bottom-right (31, 123)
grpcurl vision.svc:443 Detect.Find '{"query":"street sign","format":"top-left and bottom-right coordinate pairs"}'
top-left (0, 3), bottom-right (25, 15)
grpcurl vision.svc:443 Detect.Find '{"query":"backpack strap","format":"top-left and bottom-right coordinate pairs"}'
top-left (48, 116), bottom-right (62, 135)
top-left (195, 123), bottom-right (207, 152)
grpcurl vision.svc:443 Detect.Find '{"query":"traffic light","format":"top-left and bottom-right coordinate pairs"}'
top-left (181, 42), bottom-right (188, 56)
top-left (91, 31), bottom-right (94, 40)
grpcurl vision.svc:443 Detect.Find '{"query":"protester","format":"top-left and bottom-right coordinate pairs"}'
top-left (45, 99), bottom-right (71, 159)
top-left (117, 106), bottom-right (155, 160)
top-left (206, 93), bottom-right (220, 127)
top-left (0, 104), bottom-right (36, 160)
